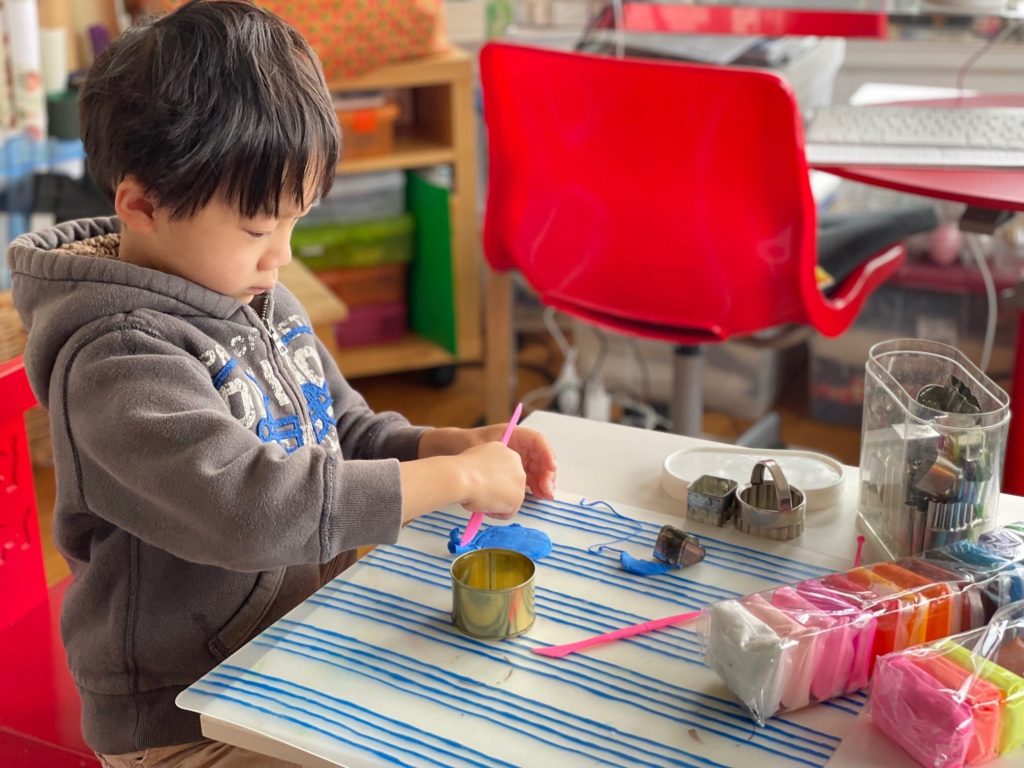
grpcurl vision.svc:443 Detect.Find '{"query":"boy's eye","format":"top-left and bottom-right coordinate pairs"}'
top-left (247, 230), bottom-right (271, 239)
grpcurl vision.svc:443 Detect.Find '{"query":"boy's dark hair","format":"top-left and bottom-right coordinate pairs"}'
top-left (80, 0), bottom-right (339, 220)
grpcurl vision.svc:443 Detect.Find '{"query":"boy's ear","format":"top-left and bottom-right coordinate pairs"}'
top-left (113, 177), bottom-right (158, 233)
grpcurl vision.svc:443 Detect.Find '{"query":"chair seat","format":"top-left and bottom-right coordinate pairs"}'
top-left (818, 206), bottom-right (938, 292)
top-left (0, 578), bottom-right (97, 767)
top-left (544, 294), bottom-right (727, 346)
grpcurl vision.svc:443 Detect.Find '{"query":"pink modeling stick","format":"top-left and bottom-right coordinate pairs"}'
top-left (854, 535), bottom-right (866, 568)
top-left (460, 402), bottom-right (523, 546)
top-left (532, 610), bottom-right (702, 659)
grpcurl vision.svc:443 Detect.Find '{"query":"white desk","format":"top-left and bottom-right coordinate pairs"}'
top-left (178, 412), bottom-right (1024, 767)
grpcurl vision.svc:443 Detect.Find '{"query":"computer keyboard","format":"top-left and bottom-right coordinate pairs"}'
top-left (805, 105), bottom-right (1024, 168)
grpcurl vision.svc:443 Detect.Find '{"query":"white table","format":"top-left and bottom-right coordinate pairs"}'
top-left (178, 412), bottom-right (1024, 767)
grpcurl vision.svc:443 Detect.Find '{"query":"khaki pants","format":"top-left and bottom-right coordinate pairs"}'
top-left (97, 739), bottom-right (302, 767)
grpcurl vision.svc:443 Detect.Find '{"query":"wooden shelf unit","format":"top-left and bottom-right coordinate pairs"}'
top-left (318, 48), bottom-right (482, 380)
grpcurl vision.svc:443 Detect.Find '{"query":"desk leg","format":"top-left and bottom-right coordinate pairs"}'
top-left (484, 269), bottom-right (514, 424)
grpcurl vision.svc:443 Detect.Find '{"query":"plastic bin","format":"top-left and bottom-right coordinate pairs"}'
top-left (336, 102), bottom-right (399, 159)
top-left (858, 339), bottom-right (1010, 560)
top-left (292, 214), bottom-right (413, 271)
top-left (333, 302), bottom-right (408, 347)
top-left (315, 263), bottom-right (408, 308)
top-left (301, 171), bottom-right (406, 227)
top-left (810, 261), bottom-right (1018, 426)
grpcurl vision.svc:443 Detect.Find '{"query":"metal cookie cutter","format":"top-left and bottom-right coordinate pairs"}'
top-left (687, 475), bottom-right (738, 527)
top-left (653, 525), bottom-right (707, 568)
top-left (735, 459), bottom-right (806, 541)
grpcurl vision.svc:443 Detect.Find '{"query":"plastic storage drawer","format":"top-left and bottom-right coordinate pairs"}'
top-left (316, 263), bottom-right (408, 308)
top-left (302, 171), bottom-right (406, 227)
top-left (333, 302), bottom-right (408, 347)
top-left (292, 214), bottom-right (413, 270)
top-left (336, 102), bottom-right (399, 159)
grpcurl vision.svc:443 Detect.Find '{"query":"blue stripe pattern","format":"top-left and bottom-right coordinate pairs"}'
top-left (212, 358), bottom-right (238, 389)
top-left (179, 496), bottom-right (861, 767)
top-left (281, 325), bottom-right (314, 344)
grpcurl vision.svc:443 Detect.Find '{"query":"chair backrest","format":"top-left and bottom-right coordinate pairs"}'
top-left (481, 43), bottom-right (822, 344)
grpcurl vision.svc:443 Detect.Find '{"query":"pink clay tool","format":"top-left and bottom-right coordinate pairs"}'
top-left (460, 402), bottom-right (523, 547)
top-left (532, 609), bottom-right (702, 659)
top-left (854, 534), bottom-right (866, 567)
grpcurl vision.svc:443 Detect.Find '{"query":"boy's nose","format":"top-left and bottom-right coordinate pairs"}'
top-left (263, 243), bottom-right (292, 270)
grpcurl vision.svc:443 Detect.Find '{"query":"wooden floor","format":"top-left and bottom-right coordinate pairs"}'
top-left (31, 331), bottom-right (860, 586)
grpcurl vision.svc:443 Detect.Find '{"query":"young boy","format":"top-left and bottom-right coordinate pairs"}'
top-left (6, 2), bottom-right (556, 765)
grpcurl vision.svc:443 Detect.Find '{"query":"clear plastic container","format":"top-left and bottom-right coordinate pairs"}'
top-left (858, 339), bottom-right (1010, 560)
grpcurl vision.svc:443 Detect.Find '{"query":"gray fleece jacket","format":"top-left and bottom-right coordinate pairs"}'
top-left (7, 216), bottom-right (425, 754)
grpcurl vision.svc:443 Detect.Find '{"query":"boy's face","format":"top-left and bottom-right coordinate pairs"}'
top-left (145, 194), bottom-right (313, 305)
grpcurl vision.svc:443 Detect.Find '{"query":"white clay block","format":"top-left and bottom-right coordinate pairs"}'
top-left (705, 599), bottom-right (785, 723)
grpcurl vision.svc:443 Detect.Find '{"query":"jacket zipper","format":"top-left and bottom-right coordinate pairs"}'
top-left (261, 294), bottom-right (288, 355)
top-left (257, 294), bottom-right (312, 430)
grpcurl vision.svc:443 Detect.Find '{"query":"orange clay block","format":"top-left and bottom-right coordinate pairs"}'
top-left (822, 572), bottom-right (903, 659)
top-left (847, 566), bottom-right (928, 652)
top-left (873, 562), bottom-right (957, 641)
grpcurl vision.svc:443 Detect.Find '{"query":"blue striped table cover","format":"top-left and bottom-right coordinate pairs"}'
top-left (177, 493), bottom-right (865, 767)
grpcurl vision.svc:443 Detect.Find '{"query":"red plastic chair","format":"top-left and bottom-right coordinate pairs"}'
top-left (481, 43), bottom-right (907, 435)
top-left (0, 356), bottom-right (97, 767)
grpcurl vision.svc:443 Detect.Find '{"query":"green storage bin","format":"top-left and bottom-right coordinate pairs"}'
top-left (291, 214), bottom-right (413, 270)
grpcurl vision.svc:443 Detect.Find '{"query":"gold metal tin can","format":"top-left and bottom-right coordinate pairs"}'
top-left (450, 548), bottom-right (536, 640)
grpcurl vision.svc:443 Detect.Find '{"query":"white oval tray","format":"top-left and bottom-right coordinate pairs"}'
top-left (662, 445), bottom-right (845, 513)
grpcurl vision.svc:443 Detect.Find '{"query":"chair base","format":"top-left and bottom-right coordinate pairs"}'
top-left (670, 344), bottom-right (782, 449)
top-left (670, 345), bottom-right (704, 436)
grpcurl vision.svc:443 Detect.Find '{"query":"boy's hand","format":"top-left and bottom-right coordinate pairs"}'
top-left (457, 442), bottom-right (527, 518)
top-left (501, 425), bottom-right (557, 500)
top-left (419, 424), bottom-right (557, 499)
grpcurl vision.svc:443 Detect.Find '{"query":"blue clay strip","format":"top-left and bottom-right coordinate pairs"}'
top-left (620, 551), bottom-right (674, 576)
top-left (447, 523), bottom-right (553, 561)
top-left (947, 540), bottom-right (1008, 569)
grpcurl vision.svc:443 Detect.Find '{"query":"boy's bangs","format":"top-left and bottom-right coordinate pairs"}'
top-left (218, 100), bottom-right (339, 220)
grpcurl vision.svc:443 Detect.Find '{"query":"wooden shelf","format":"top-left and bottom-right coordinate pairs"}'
top-left (337, 132), bottom-right (455, 176)
top-left (327, 49), bottom-right (472, 92)
top-left (316, 46), bottom-right (482, 390)
top-left (329, 334), bottom-right (457, 379)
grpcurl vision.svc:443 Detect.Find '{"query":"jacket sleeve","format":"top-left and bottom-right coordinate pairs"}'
top-left (314, 335), bottom-right (426, 462)
top-left (63, 324), bottom-right (404, 571)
